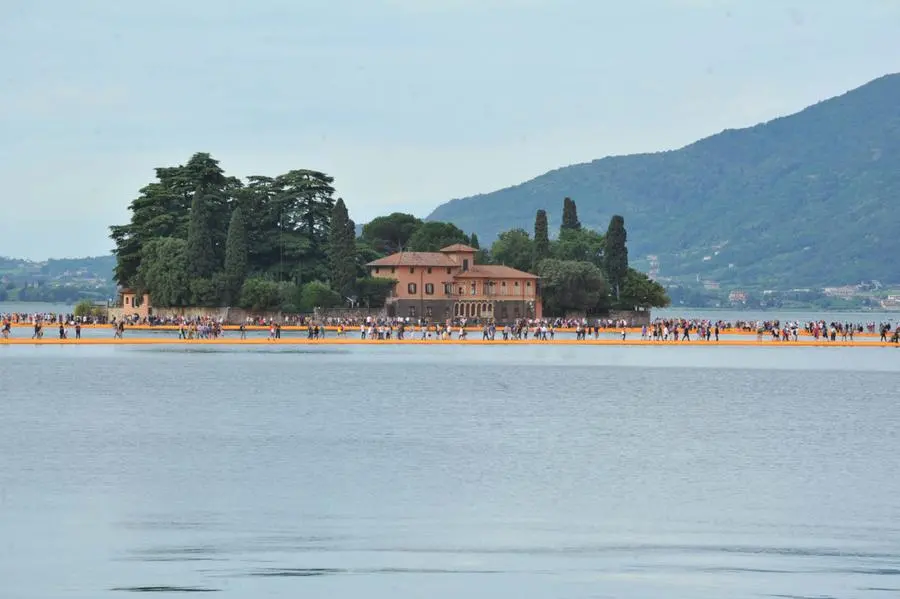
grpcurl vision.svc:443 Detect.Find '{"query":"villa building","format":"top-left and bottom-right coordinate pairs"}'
top-left (367, 244), bottom-right (541, 321)
top-left (107, 289), bottom-right (152, 321)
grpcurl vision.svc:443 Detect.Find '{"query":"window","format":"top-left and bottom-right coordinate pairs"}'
top-left (408, 306), bottom-right (417, 317)
top-left (425, 306), bottom-right (433, 317)
top-left (514, 306), bottom-right (520, 317)
top-left (425, 283), bottom-right (434, 295)
top-left (470, 282), bottom-right (477, 295)
top-left (375, 267), bottom-right (380, 274)
top-left (526, 281), bottom-right (532, 287)
top-left (409, 267), bottom-right (415, 274)
top-left (444, 283), bottom-right (452, 295)
top-left (446, 267), bottom-right (452, 274)
top-left (515, 281), bottom-right (520, 287)
top-left (501, 305), bottom-right (509, 319)
top-left (462, 259), bottom-right (469, 271)
top-left (427, 267), bottom-right (432, 274)
top-left (444, 307), bottom-right (450, 317)
top-left (391, 267), bottom-right (396, 273)
top-left (408, 283), bottom-right (417, 294)
top-left (458, 287), bottom-right (464, 295)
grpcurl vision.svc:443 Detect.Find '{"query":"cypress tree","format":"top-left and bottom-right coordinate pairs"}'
top-left (469, 233), bottom-right (480, 249)
top-left (533, 209), bottom-right (550, 269)
top-left (186, 192), bottom-right (219, 279)
top-left (327, 198), bottom-right (356, 299)
top-left (561, 197), bottom-right (581, 232)
top-left (223, 206), bottom-right (249, 305)
top-left (605, 214), bottom-right (629, 302)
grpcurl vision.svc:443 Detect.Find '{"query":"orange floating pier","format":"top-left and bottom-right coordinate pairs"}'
top-left (1, 337), bottom-right (895, 347)
top-left (3, 323), bottom-right (884, 338)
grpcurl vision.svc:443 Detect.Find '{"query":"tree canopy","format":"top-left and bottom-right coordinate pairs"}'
top-left (561, 197), bottom-right (581, 232)
top-left (533, 209), bottom-right (550, 269)
top-left (490, 229), bottom-right (533, 273)
top-left (360, 213), bottom-right (423, 253)
top-left (604, 214), bottom-right (628, 303)
top-left (537, 259), bottom-right (607, 315)
top-left (111, 153), bottom-right (666, 316)
top-left (407, 221), bottom-right (470, 252)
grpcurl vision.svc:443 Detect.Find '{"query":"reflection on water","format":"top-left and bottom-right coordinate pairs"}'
top-left (1, 345), bottom-right (899, 598)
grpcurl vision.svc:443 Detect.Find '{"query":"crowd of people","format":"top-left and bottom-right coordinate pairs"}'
top-left (0, 312), bottom-right (107, 325)
top-left (2, 310), bottom-right (899, 344)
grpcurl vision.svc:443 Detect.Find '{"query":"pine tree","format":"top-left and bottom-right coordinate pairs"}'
top-left (469, 233), bottom-right (480, 249)
top-left (561, 197), bottom-right (581, 232)
top-left (186, 192), bottom-right (220, 279)
top-left (605, 214), bottom-right (629, 303)
top-left (327, 198), bottom-right (357, 299)
top-left (223, 206), bottom-right (249, 305)
top-left (533, 209), bottom-right (550, 269)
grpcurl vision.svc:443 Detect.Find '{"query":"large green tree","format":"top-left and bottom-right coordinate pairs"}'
top-left (604, 214), bottom-right (629, 302)
top-left (299, 281), bottom-right (342, 312)
top-left (271, 169), bottom-right (336, 283)
top-left (223, 206), bottom-right (249, 305)
top-left (186, 192), bottom-right (220, 280)
top-left (327, 198), bottom-right (357, 300)
top-left (561, 197), bottom-right (581, 232)
top-left (533, 209), bottom-right (550, 268)
top-left (553, 227), bottom-right (605, 267)
top-left (239, 277), bottom-right (283, 311)
top-left (490, 229), bottom-right (534, 273)
top-left (619, 269), bottom-right (670, 309)
top-left (138, 237), bottom-right (192, 307)
top-left (537, 259), bottom-right (607, 315)
top-left (236, 169), bottom-right (336, 284)
top-left (360, 212), bottom-right (422, 253)
top-left (110, 152), bottom-right (235, 290)
top-left (355, 277), bottom-right (396, 308)
top-left (407, 221), bottom-right (470, 252)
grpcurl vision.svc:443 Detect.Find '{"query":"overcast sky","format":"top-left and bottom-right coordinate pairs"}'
top-left (1, 0), bottom-right (897, 259)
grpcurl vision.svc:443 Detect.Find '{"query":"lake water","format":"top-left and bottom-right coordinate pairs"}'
top-left (2, 344), bottom-right (899, 598)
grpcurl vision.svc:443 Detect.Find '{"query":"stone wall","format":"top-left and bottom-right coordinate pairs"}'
top-left (563, 309), bottom-right (652, 326)
top-left (608, 310), bottom-right (651, 326)
top-left (108, 305), bottom-right (389, 324)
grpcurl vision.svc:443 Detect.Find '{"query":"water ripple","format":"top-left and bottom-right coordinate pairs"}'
top-left (246, 567), bottom-right (501, 577)
top-left (111, 586), bottom-right (219, 593)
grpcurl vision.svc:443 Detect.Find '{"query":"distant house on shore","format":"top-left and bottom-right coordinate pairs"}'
top-left (109, 288), bottom-right (151, 320)
top-left (367, 244), bottom-right (541, 321)
top-left (728, 290), bottom-right (747, 304)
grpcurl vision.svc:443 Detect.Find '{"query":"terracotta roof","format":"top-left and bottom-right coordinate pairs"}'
top-left (367, 251), bottom-right (457, 267)
top-left (453, 265), bottom-right (538, 279)
top-left (440, 243), bottom-right (477, 253)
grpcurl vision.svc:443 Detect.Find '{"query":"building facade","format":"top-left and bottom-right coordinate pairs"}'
top-left (367, 244), bottom-right (542, 321)
top-left (107, 289), bottom-right (152, 321)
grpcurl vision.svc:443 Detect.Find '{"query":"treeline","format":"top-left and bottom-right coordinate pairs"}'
top-left (110, 153), bottom-right (668, 314)
top-left (0, 282), bottom-right (109, 304)
top-left (360, 198), bottom-right (668, 313)
top-left (459, 197), bottom-right (668, 314)
top-left (110, 153), bottom-right (396, 312)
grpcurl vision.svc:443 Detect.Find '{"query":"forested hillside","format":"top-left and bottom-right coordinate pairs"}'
top-left (428, 74), bottom-right (900, 287)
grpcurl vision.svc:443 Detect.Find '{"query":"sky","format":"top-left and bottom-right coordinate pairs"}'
top-left (1, 0), bottom-right (898, 260)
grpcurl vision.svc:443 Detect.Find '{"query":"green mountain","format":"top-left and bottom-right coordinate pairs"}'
top-left (0, 255), bottom-right (116, 303)
top-left (427, 74), bottom-right (900, 288)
